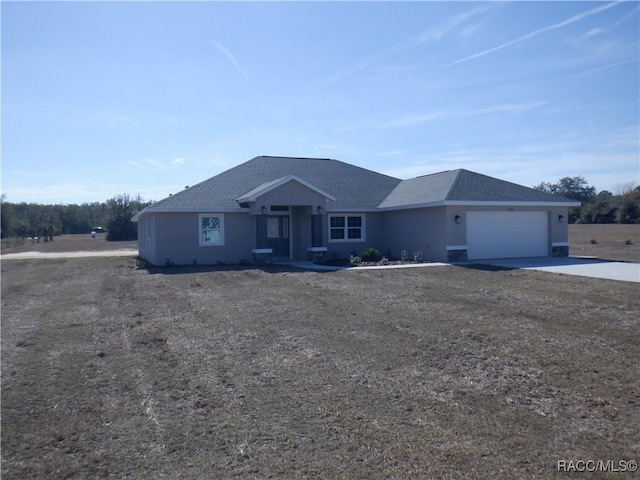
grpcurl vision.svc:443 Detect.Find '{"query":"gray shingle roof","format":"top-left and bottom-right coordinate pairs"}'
top-left (142, 156), bottom-right (401, 212)
top-left (377, 170), bottom-right (460, 208)
top-left (446, 169), bottom-right (576, 202)
top-left (379, 169), bottom-right (578, 208)
top-left (136, 158), bottom-right (577, 218)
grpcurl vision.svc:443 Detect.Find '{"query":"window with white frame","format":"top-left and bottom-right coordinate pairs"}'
top-left (199, 214), bottom-right (224, 246)
top-left (329, 214), bottom-right (365, 242)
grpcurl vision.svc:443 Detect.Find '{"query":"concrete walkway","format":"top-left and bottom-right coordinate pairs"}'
top-left (282, 261), bottom-right (449, 272)
top-left (467, 257), bottom-right (640, 283)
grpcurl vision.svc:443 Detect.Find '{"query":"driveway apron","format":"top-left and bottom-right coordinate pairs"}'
top-left (469, 257), bottom-right (640, 283)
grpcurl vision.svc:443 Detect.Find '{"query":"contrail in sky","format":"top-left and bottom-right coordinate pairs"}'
top-left (577, 57), bottom-right (639, 76)
top-left (440, 1), bottom-right (625, 68)
top-left (329, 3), bottom-right (496, 83)
top-left (208, 39), bottom-right (249, 80)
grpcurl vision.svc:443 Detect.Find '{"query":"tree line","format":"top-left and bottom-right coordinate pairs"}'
top-left (533, 176), bottom-right (640, 224)
top-left (1, 194), bottom-right (151, 241)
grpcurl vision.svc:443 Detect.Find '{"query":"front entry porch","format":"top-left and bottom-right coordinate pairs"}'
top-left (235, 174), bottom-right (335, 265)
top-left (252, 206), bottom-right (327, 264)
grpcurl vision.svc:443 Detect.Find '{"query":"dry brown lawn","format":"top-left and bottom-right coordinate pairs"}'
top-left (0, 233), bottom-right (137, 254)
top-left (2, 255), bottom-right (638, 479)
top-left (570, 224), bottom-right (640, 263)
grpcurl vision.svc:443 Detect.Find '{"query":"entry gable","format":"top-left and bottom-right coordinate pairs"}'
top-left (235, 175), bottom-right (336, 205)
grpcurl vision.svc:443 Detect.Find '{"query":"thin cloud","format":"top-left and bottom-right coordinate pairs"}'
top-left (313, 144), bottom-right (339, 153)
top-left (208, 150), bottom-right (231, 170)
top-left (475, 101), bottom-right (548, 115)
top-left (382, 146), bottom-right (639, 190)
top-left (378, 101), bottom-right (547, 129)
top-left (377, 150), bottom-right (409, 158)
top-left (440, 1), bottom-right (625, 68)
top-left (612, 4), bottom-right (640, 28)
top-left (144, 158), bottom-right (164, 170)
top-left (415, 3), bottom-right (496, 43)
top-left (573, 4), bottom-right (638, 44)
top-left (129, 158), bottom-right (186, 171)
top-left (380, 112), bottom-right (444, 129)
top-left (586, 27), bottom-right (606, 38)
top-left (327, 48), bottom-right (392, 83)
top-left (328, 3), bottom-right (495, 83)
top-left (208, 39), bottom-right (249, 81)
top-left (576, 57), bottom-right (639, 76)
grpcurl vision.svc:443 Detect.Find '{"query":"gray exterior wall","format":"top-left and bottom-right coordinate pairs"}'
top-left (325, 212), bottom-right (385, 259)
top-left (382, 207), bottom-right (448, 262)
top-left (292, 207), bottom-right (312, 260)
top-left (137, 215), bottom-right (157, 263)
top-left (140, 212), bottom-right (255, 266)
top-left (249, 182), bottom-right (328, 215)
top-left (139, 208), bottom-right (323, 265)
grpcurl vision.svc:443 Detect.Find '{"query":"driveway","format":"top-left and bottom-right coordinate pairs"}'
top-left (469, 256), bottom-right (640, 283)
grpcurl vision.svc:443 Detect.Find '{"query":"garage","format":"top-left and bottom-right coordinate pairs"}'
top-left (466, 211), bottom-right (549, 260)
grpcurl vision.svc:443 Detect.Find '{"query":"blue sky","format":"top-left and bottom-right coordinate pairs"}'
top-left (2, 1), bottom-right (639, 204)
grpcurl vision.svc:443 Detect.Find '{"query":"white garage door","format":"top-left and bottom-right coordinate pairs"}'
top-left (466, 211), bottom-right (549, 260)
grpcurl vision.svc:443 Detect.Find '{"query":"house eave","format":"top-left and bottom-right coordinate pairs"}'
top-left (376, 200), bottom-right (581, 211)
top-left (377, 201), bottom-right (446, 211)
top-left (132, 206), bottom-right (249, 221)
top-left (442, 200), bottom-right (582, 207)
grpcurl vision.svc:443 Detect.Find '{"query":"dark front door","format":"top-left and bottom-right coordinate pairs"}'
top-left (266, 216), bottom-right (290, 257)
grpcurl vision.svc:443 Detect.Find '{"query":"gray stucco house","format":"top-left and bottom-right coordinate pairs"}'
top-left (132, 156), bottom-right (580, 266)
